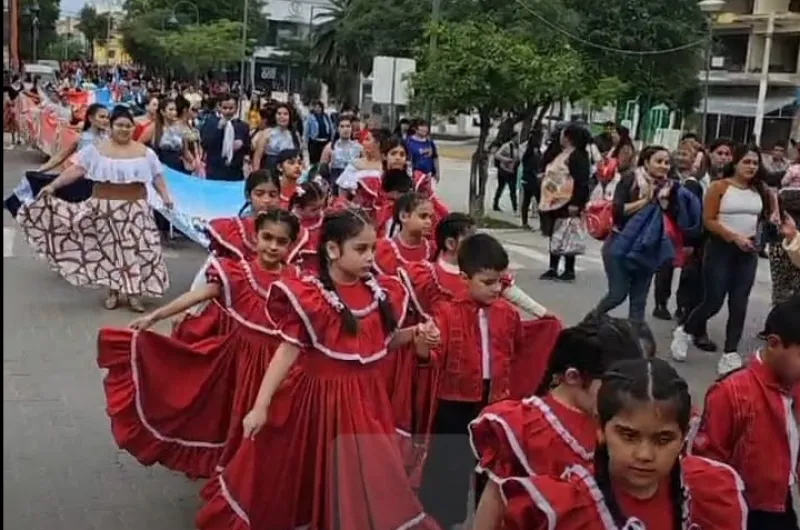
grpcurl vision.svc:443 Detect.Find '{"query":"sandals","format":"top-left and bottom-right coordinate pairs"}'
top-left (128, 296), bottom-right (146, 313)
top-left (104, 291), bottom-right (120, 310)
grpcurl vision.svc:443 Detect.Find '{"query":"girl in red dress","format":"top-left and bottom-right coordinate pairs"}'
top-left (374, 192), bottom-right (435, 276)
top-left (276, 148), bottom-right (304, 208)
top-left (286, 179), bottom-right (326, 275)
top-left (176, 169), bottom-right (282, 343)
top-left (196, 208), bottom-right (441, 530)
top-left (498, 358), bottom-right (747, 530)
top-left (470, 316), bottom-right (651, 530)
top-left (375, 168), bottom-right (414, 238)
top-left (97, 209), bottom-right (301, 479)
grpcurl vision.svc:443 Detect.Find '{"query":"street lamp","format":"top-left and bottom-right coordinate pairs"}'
top-left (22, 2), bottom-right (41, 63)
top-left (698, 0), bottom-right (725, 143)
top-left (167, 0), bottom-right (200, 26)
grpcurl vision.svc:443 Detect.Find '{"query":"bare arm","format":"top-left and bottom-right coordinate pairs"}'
top-left (252, 342), bottom-right (301, 412)
top-left (47, 163), bottom-right (87, 191)
top-left (472, 482), bottom-right (504, 530)
top-left (145, 283), bottom-right (221, 323)
top-left (152, 173), bottom-right (173, 207)
top-left (138, 123), bottom-right (155, 145)
top-left (388, 326), bottom-right (416, 350)
top-left (320, 143), bottom-right (333, 165)
top-left (251, 130), bottom-right (268, 171)
top-left (38, 140), bottom-right (78, 172)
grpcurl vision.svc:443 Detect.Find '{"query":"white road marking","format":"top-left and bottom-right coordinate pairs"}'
top-left (162, 249), bottom-right (180, 259)
top-left (4, 227), bottom-right (15, 257)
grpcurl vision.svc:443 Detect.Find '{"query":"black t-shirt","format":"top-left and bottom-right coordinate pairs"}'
top-left (4, 85), bottom-right (20, 100)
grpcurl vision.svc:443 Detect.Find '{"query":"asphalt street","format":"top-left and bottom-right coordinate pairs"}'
top-left (2, 148), bottom-right (773, 529)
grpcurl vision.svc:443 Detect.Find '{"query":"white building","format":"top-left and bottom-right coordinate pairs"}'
top-left (703, 0), bottom-right (800, 145)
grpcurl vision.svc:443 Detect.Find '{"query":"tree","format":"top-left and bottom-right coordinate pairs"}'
top-left (410, 20), bottom-right (584, 217)
top-left (76, 6), bottom-right (112, 61)
top-left (41, 34), bottom-right (89, 61)
top-left (158, 20), bottom-right (244, 77)
top-left (565, 0), bottom-right (705, 137)
top-left (18, 0), bottom-right (59, 61)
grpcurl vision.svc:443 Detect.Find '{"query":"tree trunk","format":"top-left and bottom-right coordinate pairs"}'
top-left (534, 101), bottom-right (552, 129)
top-left (468, 110), bottom-right (491, 218)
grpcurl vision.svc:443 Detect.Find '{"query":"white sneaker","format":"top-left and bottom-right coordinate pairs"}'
top-left (717, 352), bottom-right (743, 376)
top-left (671, 326), bottom-right (690, 362)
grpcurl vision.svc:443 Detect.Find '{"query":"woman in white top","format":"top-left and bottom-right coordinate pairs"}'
top-left (320, 115), bottom-right (363, 188)
top-left (334, 127), bottom-right (384, 207)
top-left (671, 143), bottom-right (777, 375)
top-left (19, 105), bottom-right (174, 312)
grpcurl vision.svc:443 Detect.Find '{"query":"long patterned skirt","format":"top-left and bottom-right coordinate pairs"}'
top-left (17, 196), bottom-right (169, 297)
top-left (768, 241), bottom-right (800, 305)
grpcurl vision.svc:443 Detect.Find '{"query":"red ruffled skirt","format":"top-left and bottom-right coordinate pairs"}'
top-left (171, 300), bottom-right (234, 344)
top-left (97, 325), bottom-right (280, 479)
top-left (384, 346), bottom-right (440, 488)
top-left (197, 354), bottom-right (440, 530)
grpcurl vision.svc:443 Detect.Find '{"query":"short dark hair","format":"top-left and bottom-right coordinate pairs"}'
top-left (457, 233), bottom-right (509, 277)
top-left (764, 295), bottom-right (800, 346)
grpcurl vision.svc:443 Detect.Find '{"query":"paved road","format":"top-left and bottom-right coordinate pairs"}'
top-left (2, 149), bottom-right (772, 529)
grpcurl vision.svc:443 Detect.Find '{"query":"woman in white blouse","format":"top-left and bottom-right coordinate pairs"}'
top-left (18, 105), bottom-right (174, 312)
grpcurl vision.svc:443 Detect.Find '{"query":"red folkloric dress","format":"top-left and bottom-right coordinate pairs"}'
top-left (97, 257), bottom-right (297, 478)
top-left (196, 274), bottom-right (440, 530)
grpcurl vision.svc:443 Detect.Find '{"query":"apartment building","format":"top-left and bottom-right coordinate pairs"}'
top-left (704, 0), bottom-right (799, 145)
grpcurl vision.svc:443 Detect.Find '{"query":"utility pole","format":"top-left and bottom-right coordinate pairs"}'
top-left (753, 11), bottom-right (775, 146)
top-left (424, 0), bottom-right (441, 124)
top-left (239, 0), bottom-right (249, 93)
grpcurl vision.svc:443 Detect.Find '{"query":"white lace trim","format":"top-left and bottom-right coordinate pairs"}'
top-left (269, 276), bottom-right (409, 364)
top-left (286, 226), bottom-right (310, 264)
top-left (397, 267), bottom-right (431, 320)
top-left (128, 330), bottom-right (227, 448)
top-left (78, 144), bottom-right (161, 184)
top-left (521, 396), bottom-right (594, 462)
top-left (206, 219), bottom-right (247, 260)
top-left (468, 412), bottom-right (535, 481)
top-left (207, 255), bottom-right (280, 336)
top-left (498, 476), bottom-right (557, 530)
top-left (389, 238), bottom-right (433, 266)
top-left (235, 217), bottom-right (258, 252)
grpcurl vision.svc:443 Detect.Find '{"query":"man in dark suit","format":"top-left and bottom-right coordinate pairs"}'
top-left (200, 93), bottom-right (251, 181)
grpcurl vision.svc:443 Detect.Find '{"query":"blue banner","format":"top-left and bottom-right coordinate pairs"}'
top-left (154, 169), bottom-right (246, 246)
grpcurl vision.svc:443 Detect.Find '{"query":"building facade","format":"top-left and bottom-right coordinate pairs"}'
top-left (704, 0), bottom-right (800, 145)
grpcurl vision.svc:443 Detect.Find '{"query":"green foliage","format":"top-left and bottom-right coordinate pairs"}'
top-left (41, 35), bottom-right (88, 61)
top-left (76, 6), bottom-right (114, 61)
top-left (18, 0), bottom-right (60, 61)
top-left (565, 0), bottom-right (705, 114)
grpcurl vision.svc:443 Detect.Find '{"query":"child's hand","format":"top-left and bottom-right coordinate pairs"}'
top-left (416, 321), bottom-right (440, 347)
top-left (129, 313), bottom-right (157, 330)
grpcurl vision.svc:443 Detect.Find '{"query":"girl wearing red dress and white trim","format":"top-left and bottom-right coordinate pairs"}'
top-left (373, 192), bottom-right (435, 276)
top-left (375, 168), bottom-right (415, 239)
top-left (335, 129), bottom-right (385, 211)
top-left (196, 208), bottom-right (442, 530)
top-left (286, 179), bottom-right (326, 275)
top-left (277, 148), bottom-right (304, 209)
top-left (497, 358), bottom-right (747, 530)
top-left (177, 169), bottom-right (282, 343)
top-left (470, 316), bottom-right (652, 530)
top-left (97, 210), bottom-right (301, 479)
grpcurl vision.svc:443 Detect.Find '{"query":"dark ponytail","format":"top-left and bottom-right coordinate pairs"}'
top-left (433, 212), bottom-right (475, 260)
top-left (594, 359), bottom-right (692, 530)
top-left (317, 208), bottom-right (397, 335)
top-left (288, 180), bottom-right (325, 212)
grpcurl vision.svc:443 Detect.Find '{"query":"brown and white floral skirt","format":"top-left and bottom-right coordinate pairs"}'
top-left (17, 196), bottom-right (169, 297)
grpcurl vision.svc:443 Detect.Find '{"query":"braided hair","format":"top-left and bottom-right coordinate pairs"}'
top-left (534, 314), bottom-right (648, 396)
top-left (433, 212), bottom-right (475, 260)
top-left (389, 192), bottom-right (429, 239)
top-left (594, 358), bottom-right (692, 530)
top-left (254, 207), bottom-right (301, 243)
top-left (288, 180), bottom-right (326, 212)
top-left (317, 208), bottom-right (398, 336)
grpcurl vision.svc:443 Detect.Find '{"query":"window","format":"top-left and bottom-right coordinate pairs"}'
top-left (107, 49), bottom-right (116, 59)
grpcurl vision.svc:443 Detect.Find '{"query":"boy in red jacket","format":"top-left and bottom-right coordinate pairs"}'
top-left (416, 232), bottom-right (523, 529)
top-left (692, 295), bottom-right (800, 530)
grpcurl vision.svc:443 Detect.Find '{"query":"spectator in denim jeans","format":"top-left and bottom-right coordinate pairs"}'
top-left (592, 146), bottom-right (675, 322)
top-left (671, 143), bottom-right (777, 376)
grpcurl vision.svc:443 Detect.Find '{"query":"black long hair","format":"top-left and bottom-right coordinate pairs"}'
top-left (288, 180), bottom-right (326, 212)
top-left (316, 208), bottom-right (397, 335)
top-left (238, 168), bottom-right (281, 216)
top-left (722, 143), bottom-right (772, 220)
top-left (254, 207), bottom-right (301, 243)
top-left (534, 314), bottom-right (649, 396)
top-left (83, 103), bottom-right (106, 131)
top-left (389, 192), bottom-right (429, 239)
top-left (594, 358), bottom-right (692, 530)
top-left (433, 212), bottom-right (475, 260)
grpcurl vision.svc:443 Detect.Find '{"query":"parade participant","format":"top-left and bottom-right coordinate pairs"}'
top-left (37, 103), bottom-right (109, 173)
top-left (469, 315), bottom-right (651, 530)
top-left (286, 179), bottom-right (326, 274)
top-left (335, 128), bottom-right (385, 208)
top-left (20, 105), bottom-right (172, 312)
top-left (200, 93), bottom-right (251, 181)
top-left (416, 233), bottom-right (527, 528)
top-left (196, 208), bottom-right (441, 530)
top-left (319, 114), bottom-right (362, 189)
top-left (405, 119), bottom-right (440, 182)
top-left (692, 296), bottom-right (800, 530)
top-left (250, 103), bottom-right (301, 172)
top-left (133, 96), bottom-right (159, 142)
top-left (373, 192), bottom-right (435, 276)
top-left (275, 148), bottom-right (304, 208)
top-left (499, 358), bottom-right (747, 530)
top-left (177, 169), bottom-right (283, 342)
top-left (375, 168), bottom-right (414, 238)
top-left (97, 209), bottom-right (301, 479)
top-left (672, 143), bottom-right (776, 375)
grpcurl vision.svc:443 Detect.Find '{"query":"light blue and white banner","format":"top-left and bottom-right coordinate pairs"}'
top-left (151, 168), bottom-right (246, 247)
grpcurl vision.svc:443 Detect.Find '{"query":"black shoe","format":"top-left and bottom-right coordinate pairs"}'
top-left (557, 270), bottom-right (576, 282)
top-left (693, 335), bottom-right (718, 352)
top-left (493, 206), bottom-right (502, 212)
top-left (652, 305), bottom-right (672, 321)
top-left (539, 269), bottom-right (559, 281)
